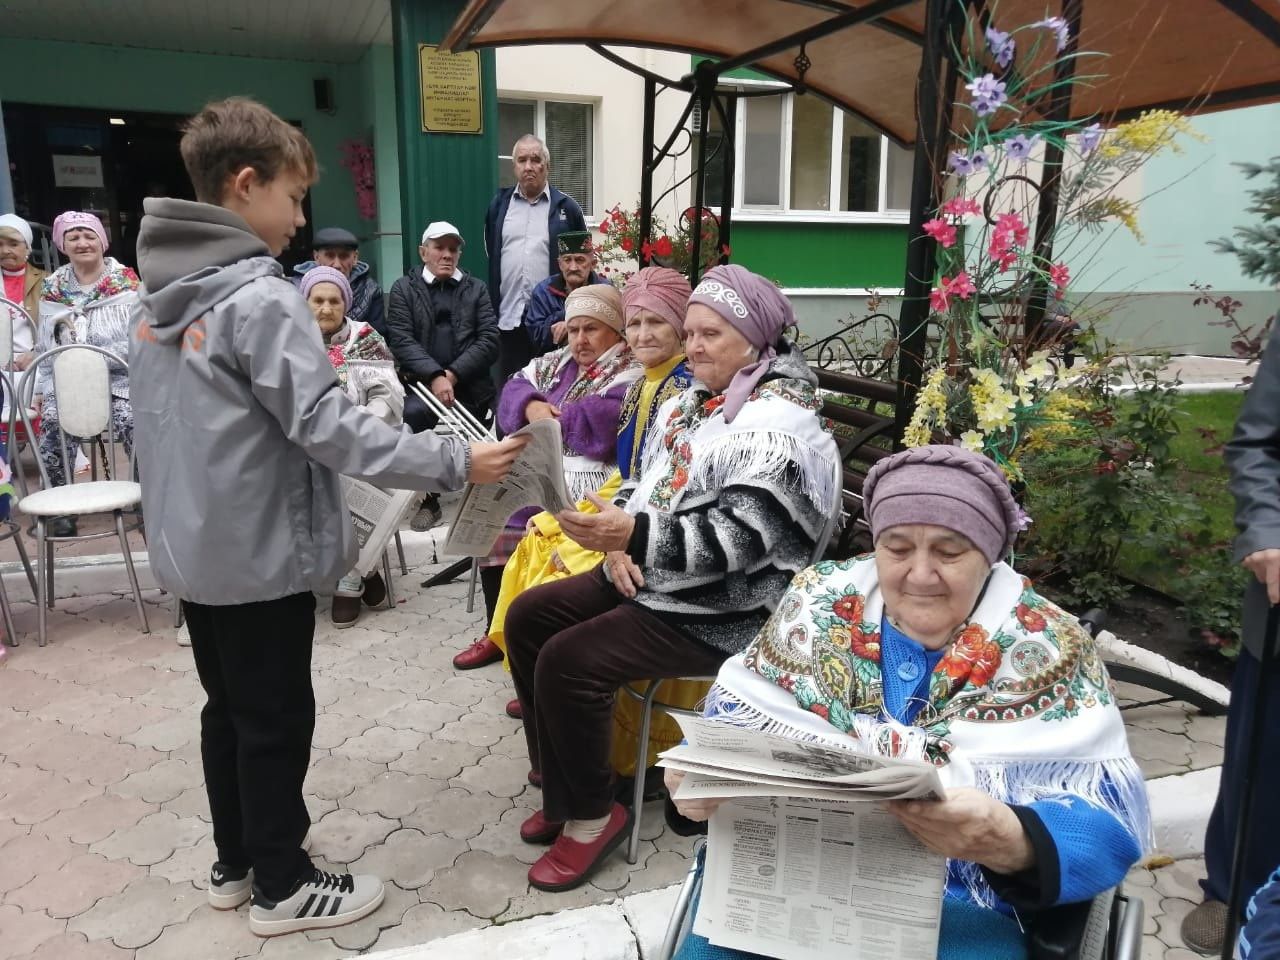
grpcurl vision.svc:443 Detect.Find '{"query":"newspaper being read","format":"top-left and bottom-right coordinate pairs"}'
top-left (339, 476), bottom-right (418, 577)
top-left (443, 419), bottom-right (573, 557)
top-left (663, 716), bottom-right (948, 960)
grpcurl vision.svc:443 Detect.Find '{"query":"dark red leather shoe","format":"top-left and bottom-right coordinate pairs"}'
top-left (505, 698), bottom-right (523, 719)
top-left (453, 636), bottom-right (503, 670)
top-left (519, 808), bottom-right (564, 844)
top-left (527, 803), bottom-right (632, 891)
top-left (527, 769), bottom-right (542, 788)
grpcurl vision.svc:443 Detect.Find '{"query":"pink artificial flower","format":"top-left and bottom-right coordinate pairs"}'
top-left (941, 196), bottom-right (983, 221)
top-left (993, 212), bottom-right (1029, 247)
top-left (922, 218), bottom-right (957, 248)
top-left (930, 286), bottom-right (951, 313)
top-left (946, 271), bottom-right (977, 300)
top-left (1050, 262), bottom-right (1070, 298)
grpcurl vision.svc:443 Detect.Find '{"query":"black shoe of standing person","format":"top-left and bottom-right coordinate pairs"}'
top-left (361, 571), bottom-right (387, 608)
top-left (47, 516), bottom-right (77, 538)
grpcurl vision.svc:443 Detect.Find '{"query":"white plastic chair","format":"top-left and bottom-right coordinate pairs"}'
top-left (16, 343), bottom-right (148, 646)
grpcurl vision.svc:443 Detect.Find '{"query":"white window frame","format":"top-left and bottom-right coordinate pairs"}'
top-left (497, 94), bottom-right (600, 219)
top-left (720, 82), bottom-right (911, 225)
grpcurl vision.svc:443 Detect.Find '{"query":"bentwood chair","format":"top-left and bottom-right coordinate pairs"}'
top-left (16, 343), bottom-right (148, 646)
top-left (622, 453), bottom-right (848, 863)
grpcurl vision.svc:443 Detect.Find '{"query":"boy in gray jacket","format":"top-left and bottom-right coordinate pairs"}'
top-left (130, 97), bottom-right (525, 938)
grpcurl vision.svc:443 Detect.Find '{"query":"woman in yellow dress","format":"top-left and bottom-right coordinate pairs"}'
top-left (488, 267), bottom-right (708, 780)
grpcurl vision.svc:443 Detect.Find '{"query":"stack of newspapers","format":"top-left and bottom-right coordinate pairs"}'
top-left (661, 716), bottom-right (949, 960)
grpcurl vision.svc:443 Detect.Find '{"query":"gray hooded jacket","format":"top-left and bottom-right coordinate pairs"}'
top-left (131, 198), bottom-right (468, 605)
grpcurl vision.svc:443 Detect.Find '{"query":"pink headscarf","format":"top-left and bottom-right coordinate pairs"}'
top-left (688, 264), bottom-right (795, 423)
top-left (622, 266), bottom-right (693, 338)
top-left (52, 211), bottom-right (109, 254)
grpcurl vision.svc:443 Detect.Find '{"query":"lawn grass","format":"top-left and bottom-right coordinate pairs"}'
top-left (1119, 389), bottom-right (1242, 591)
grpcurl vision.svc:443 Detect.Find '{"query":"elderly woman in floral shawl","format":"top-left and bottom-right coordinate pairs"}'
top-left (668, 445), bottom-right (1149, 960)
top-left (452, 283), bottom-right (641, 674)
top-left (302, 265), bottom-right (403, 628)
top-left (35, 211), bottom-right (140, 537)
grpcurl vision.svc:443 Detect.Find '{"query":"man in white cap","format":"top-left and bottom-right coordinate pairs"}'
top-left (385, 221), bottom-right (500, 529)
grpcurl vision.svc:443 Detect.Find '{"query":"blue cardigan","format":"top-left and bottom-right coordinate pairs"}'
top-left (483, 185), bottom-right (586, 315)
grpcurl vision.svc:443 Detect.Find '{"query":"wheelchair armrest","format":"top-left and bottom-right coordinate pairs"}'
top-left (1028, 889), bottom-right (1115, 960)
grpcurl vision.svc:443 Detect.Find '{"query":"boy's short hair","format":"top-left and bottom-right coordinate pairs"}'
top-left (180, 97), bottom-right (318, 204)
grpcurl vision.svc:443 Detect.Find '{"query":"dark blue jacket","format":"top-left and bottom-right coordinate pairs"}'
top-left (483, 185), bottom-right (586, 316)
top-left (523, 271), bottom-right (612, 356)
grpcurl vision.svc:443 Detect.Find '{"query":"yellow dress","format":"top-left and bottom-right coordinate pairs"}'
top-left (486, 355), bottom-right (709, 777)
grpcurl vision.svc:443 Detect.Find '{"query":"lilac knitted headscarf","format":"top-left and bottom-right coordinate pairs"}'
top-left (862, 445), bottom-right (1023, 564)
top-left (688, 264), bottom-right (794, 423)
top-left (300, 265), bottom-right (353, 314)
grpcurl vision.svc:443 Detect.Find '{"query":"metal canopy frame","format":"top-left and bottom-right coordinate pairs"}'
top-left (448, 0), bottom-right (1280, 445)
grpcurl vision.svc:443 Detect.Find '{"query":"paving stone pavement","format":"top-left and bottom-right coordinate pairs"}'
top-left (0, 559), bottom-right (1226, 959)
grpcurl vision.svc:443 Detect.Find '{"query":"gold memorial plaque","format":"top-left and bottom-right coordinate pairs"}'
top-left (419, 46), bottom-right (483, 134)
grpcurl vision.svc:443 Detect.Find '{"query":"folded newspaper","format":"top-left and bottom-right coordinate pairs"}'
top-left (443, 419), bottom-right (573, 557)
top-left (339, 476), bottom-right (418, 577)
top-left (665, 716), bottom-right (948, 960)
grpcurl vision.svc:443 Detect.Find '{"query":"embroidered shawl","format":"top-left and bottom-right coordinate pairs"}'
top-left (615, 355), bottom-right (692, 481)
top-left (324, 319), bottom-right (398, 406)
top-left (624, 364), bottom-right (837, 518)
top-left (705, 556), bottom-right (1150, 906)
top-left (517, 340), bottom-right (641, 502)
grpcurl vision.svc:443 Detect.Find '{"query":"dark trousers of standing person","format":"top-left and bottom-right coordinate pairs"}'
top-left (505, 567), bottom-right (726, 823)
top-left (1202, 646), bottom-right (1280, 910)
top-left (185, 592), bottom-right (316, 901)
top-left (495, 328), bottom-right (534, 438)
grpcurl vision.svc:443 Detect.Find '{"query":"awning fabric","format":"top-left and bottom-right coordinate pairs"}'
top-left (443, 0), bottom-right (1280, 144)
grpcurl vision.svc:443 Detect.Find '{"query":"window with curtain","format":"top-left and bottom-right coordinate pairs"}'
top-left (790, 95), bottom-right (833, 211)
top-left (544, 101), bottom-right (593, 215)
top-left (742, 96), bottom-right (784, 207)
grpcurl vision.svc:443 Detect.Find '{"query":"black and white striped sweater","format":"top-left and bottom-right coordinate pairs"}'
top-left (615, 345), bottom-right (839, 655)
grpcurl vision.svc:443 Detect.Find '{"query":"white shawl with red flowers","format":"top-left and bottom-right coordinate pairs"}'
top-left (704, 556), bottom-right (1150, 904)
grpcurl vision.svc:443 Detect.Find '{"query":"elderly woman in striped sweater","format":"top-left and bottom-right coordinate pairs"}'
top-left (504, 265), bottom-right (840, 893)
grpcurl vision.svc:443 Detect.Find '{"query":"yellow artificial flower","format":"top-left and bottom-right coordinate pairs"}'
top-left (960, 430), bottom-right (986, 453)
top-left (1100, 110), bottom-right (1205, 159)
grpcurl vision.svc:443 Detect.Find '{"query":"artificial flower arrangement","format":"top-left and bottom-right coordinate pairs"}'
top-left (340, 140), bottom-right (378, 221)
top-left (593, 205), bottom-right (729, 283)
top-left (902, 5), bottom-right (1203, 479)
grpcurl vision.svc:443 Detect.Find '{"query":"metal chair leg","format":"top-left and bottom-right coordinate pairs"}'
top-left (45, 537), bottom-right (54, 609)
top-left (35, 519), bottom-right (46, 646)
top-left (382, 550), bottom-right (396, 610)
top-left (0, 559), bottom-right (19, 648)
top-left (116, 511), bottom-right (149, 634)
top-left (466, 558), bottom-right (479, 614)
top-left (12, 527), bottom-right (35, 599)
top-left (173, 595), bottom-right (184, 628)
top-left (395, 531), bottom-right (407, 576)
top-left (628, 680), bottom-right (662, 864)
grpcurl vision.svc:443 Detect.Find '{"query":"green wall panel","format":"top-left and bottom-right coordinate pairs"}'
top-left (0, 37), bottom-right (366, 240)
top-left (391, 0), bottom-right (498, 280)
top-left (729, 221), bottom-right (909, 288)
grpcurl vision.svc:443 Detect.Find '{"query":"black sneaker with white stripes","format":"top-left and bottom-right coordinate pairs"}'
top-left (248, 868), bottom-right (385, 937)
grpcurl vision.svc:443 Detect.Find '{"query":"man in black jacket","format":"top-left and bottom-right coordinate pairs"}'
top-left (386, 222), bottom-right (500, 528)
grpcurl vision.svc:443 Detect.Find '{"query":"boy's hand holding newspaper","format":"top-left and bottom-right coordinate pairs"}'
top-left (468, 435), bottom-right (530, 484)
